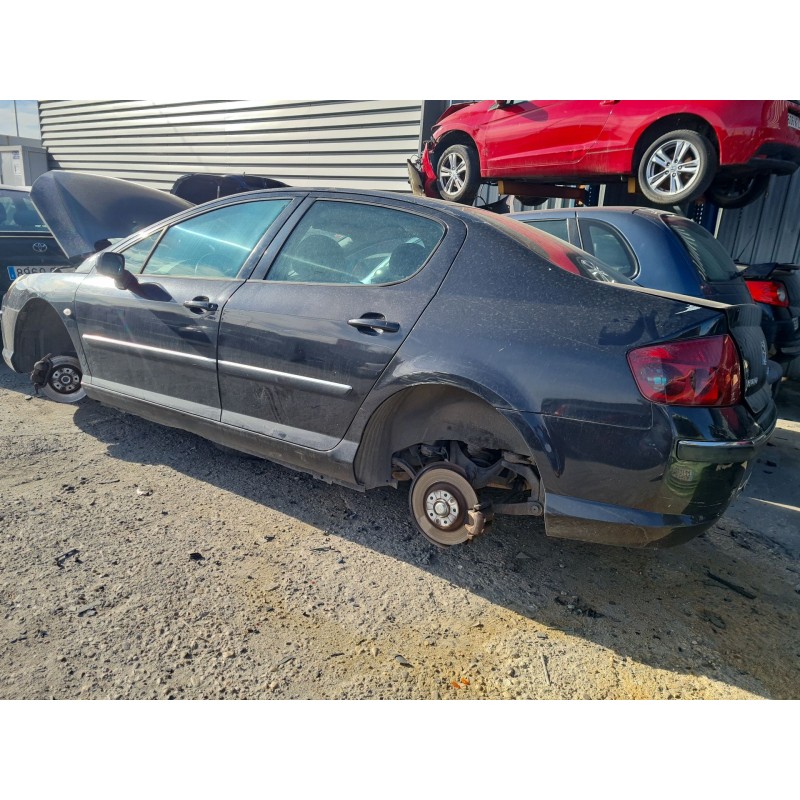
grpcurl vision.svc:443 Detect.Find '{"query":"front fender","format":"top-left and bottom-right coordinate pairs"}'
top-left (1, 272), bottom-right (86, 372)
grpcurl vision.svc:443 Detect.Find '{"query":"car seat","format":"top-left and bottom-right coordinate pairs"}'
top-left (12, 202), bottom-right (42, 230)
top-left (368, 241), bottom-right (427, 284)
top-left (272, 233), bottom-right (347, 282)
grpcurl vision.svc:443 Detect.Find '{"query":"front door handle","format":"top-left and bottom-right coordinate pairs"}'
top-left (348, 316), bottom-right (400, 333)
top-left (183, 297), bottom-right (218, 314)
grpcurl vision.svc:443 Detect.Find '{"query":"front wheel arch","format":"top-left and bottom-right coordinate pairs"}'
top-left (12, 299), bottom-right (78, 372)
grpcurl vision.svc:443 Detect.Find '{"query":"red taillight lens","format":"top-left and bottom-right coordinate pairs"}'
top-left (627, 335), bottom-right (742, 406)
top-left (746, 279), bottom-right (789, 307)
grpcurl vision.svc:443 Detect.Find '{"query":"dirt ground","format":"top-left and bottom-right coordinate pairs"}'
top-left (1, 365), bottom-right (798, 700)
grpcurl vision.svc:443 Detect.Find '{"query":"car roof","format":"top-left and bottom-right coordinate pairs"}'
top-left (511, 205), bottom-right (670, 219)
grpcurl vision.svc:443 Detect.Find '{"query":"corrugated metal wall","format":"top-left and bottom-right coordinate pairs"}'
top-left (716, 172), bottom-right (800, 264)
top-left (37, 100), bottom-right (422, 193)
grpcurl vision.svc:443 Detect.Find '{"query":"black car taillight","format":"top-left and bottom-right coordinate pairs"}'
top-left (627, 335), bottom-right (742, 406)
top-left (746, 279), bottom-right (789, 307)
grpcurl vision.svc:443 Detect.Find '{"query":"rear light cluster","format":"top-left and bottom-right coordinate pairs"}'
top-left (746, 279), bottom-right (789, 307)
top-left (627, 335), bottom-right (742, 406)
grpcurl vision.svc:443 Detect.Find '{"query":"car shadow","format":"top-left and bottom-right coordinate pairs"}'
top-left (0, 361), bottom-right (36, 397)
top-left (36, 374), bottom-right (798, 700)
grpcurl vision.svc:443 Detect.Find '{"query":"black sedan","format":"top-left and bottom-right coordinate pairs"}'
top-left (510, 205), bottom-right (800, 383)
top-left (1, 171), bottom-right (777, 548)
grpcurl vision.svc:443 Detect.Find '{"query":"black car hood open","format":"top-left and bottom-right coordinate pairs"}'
top-left (31, 171), bottom-right (192, 262)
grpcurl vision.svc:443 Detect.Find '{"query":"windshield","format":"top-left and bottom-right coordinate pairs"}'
top-left (468, 207), bottom-right (634, 284)
top-left (0, 188), bottom-right (49, 233)
top-left (665, 216), bottom-right (739, 282)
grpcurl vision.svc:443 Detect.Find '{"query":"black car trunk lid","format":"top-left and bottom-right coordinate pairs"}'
top-left (725, 302), bottom-right (771, 416)
top-left (617, 283), bottom-right (772, 417)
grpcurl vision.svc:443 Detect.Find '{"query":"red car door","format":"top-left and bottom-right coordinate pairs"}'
top-left (481, 101), bottom-right (616, 177)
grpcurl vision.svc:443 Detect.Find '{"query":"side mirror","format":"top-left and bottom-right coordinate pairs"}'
top-left (96, 251), bottom-right (138, 290)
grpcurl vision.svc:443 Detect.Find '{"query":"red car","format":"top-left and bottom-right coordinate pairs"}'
top-left (414, 100), bottom-right (800, 208)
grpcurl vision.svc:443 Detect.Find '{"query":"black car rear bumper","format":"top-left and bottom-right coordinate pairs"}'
top-left (522, 403), bottom-right (775, 548)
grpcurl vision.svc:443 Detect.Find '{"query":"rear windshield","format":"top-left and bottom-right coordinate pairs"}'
top-left (469, 208), bottom-right (633, 284)
top-left (0, 188), bottom-right (49, 233)
top-left (665, 217), bottom-right (738, 282)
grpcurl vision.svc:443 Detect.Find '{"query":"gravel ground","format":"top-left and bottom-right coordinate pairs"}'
top-left (1, 365), bottom-right (798, 700)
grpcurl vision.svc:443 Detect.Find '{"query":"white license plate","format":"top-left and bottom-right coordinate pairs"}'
top-left (789, 113), bottom-right (800, 130)
top-left (6, 265), bottom-right (61, 281)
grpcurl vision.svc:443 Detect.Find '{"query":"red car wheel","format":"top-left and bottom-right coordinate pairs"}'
top-left (435, 143), bottom-right (481, 205)
top-left (637, 129), bottom-right (716, 206)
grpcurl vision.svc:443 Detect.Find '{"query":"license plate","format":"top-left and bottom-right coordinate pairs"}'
top-left (789, 113), bottom-right (800, 130)
top-left (6, 265), bottom-right (61, 281)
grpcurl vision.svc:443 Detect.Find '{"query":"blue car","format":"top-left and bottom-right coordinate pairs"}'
top-left (510, 206), bottom-right (799, 382)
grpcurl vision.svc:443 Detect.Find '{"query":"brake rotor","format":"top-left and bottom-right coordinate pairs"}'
top-left (409, 464), bottom-right (480, 546)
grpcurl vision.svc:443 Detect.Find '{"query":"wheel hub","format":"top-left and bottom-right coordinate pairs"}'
top-left (50, 366), bottom-right (81, 394)
top-left (425, 487), bottom-right (462, 530)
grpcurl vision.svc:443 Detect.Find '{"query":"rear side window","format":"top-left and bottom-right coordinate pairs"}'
top-left (473, 209), bottom-right (633, 284)
top-left (522, 218), bottom-right (570, 243)
top-left (666, 217), bottom-right (738, 282)
top-left (266, 200), bottom-right (444, 285)
top-left (577, 219), bottom-right (638, 278)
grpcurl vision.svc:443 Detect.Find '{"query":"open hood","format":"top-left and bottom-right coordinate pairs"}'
top-left (31, 171), bottom-right (192, 262)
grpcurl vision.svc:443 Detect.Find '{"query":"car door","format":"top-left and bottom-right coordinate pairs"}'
top-left (217, 194), bottom-right (465, 450)
top-left (482, 101), bottom-right (616, 176)
top-left (74, 197), bottom-right (296, 419)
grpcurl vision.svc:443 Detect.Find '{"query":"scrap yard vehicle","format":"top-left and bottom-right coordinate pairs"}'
top-left (1, 171), bottom-right (777, 549)
top-left (510, 206), bottom-right (799, 389)
top-left (411, 100), bottom-right (800, 209)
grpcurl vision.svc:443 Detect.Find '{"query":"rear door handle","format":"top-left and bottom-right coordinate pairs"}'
top-left (183, 297), bottom-right (218, 314)
top-left (348, 317), bottom-right (400, 333)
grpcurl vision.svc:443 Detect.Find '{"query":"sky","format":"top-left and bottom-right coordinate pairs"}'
top-left (0, 100), bottom-right (41, 139)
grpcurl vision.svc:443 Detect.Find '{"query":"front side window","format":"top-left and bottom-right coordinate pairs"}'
top-left (120, 231), bottom-right (161, 273)
top-left (266, 200), bottom-right (445, 285)
top-left (141, 199), bottom-right (289, 279)
top-left (578, 220), bottom-right (638, 278)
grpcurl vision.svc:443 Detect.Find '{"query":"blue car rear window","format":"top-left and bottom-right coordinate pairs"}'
top-left (666, 217), bottom-right (739, 282)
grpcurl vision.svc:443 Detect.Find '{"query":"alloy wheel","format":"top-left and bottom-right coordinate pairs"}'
top-left (644, 138), bottom-right (702, 198)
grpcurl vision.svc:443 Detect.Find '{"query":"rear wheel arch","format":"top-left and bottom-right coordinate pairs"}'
top-left (12, 299), bottom-right (78, 372)
top-left (632, 114), bottom-right (720, 173)
top-left (353, 384), bottom-right (536, 490)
